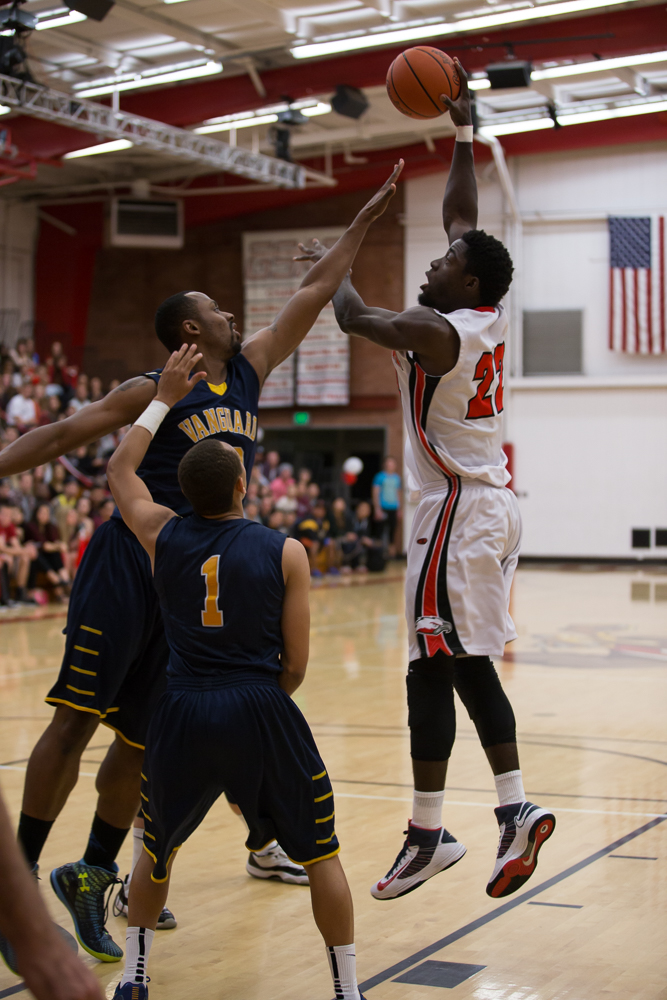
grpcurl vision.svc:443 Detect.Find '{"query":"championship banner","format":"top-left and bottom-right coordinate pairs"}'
top-left (243, 228), bottom-right (349, 407)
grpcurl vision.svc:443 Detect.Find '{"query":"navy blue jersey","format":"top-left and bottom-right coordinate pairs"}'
top-left (115, 352), bottom-right (259, 518)
top-left (153, 515), bottom-right (285, 682)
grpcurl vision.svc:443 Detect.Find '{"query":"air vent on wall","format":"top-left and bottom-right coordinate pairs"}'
top-left (110, 198), bottom-right (183, 249)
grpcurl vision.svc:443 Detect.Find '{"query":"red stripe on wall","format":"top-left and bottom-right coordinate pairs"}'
top-left (621, 270), bottom-right (627, 353)
top-left (660, 216), bottom-right (666, 354)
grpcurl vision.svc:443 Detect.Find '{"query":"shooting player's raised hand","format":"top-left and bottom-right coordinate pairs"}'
top-left (440, 58), bottom-right (472, 127)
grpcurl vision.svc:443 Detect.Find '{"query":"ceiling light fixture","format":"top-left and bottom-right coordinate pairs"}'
top-left (557, 98), bottom-right (667, 125)
top-left (76, 61), bottom-right (222, 98)
top-left (533, 49), bottom-right (667, 80)
top-left (291, 0), bottom-right (641, 60)
top-left (35, 9), bottom-right (87, 29)
top-left (0, 104), bottom-right (11, 115)
top-left (479, 117), bottom-right (555, 136)
top-left (63, 138), bottom-right (134, 158)
top-left (194, 114), bottom-right (279, 134)
top-left (469, 78), bottom-right (491, 90)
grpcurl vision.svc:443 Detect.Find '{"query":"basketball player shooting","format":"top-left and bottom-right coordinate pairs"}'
top-left (106, 343), bottom-right (368, 1000)
top-left (0, 161), bottom-right (403, 973)
top-left (298, 60), bottom-right (555, 900)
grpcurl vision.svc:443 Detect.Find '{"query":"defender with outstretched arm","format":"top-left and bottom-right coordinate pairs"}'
top-left (0, 162), bottom-right (403, 972)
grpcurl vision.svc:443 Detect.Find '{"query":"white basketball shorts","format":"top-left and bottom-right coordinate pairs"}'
top-left (405, 480), bottom-right (521, 661)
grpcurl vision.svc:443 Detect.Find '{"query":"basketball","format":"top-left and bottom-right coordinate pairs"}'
top-left (386, 46), bottom-right (460, 120)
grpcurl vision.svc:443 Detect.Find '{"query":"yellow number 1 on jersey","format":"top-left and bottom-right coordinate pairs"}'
top-left (201, 555), bottom-right (223, 627)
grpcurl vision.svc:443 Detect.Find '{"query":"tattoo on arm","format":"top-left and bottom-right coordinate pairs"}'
top-left (115, 376), bottom-right (153, 393)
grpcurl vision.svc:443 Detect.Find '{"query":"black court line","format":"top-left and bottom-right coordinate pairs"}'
top-left (0, 984), bottom-right (27, 998)
top-left (609, 854), bottom-right (657, 860)
top-left (358, 815), bottom-right (666, 993)
top-left (528, 901), bottom-right (583, 909)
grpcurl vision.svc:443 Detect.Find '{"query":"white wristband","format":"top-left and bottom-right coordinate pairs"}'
top-left (134, 399), bottom-right (170, 438)
top-left (456, 125), bottom-right (474, 143)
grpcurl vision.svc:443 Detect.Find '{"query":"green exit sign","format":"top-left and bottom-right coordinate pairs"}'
top-left (293, 411), bottom-right (310, 426)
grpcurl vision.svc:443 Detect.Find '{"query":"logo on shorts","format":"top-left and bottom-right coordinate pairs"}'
top-left (415, 616), bottom-right (452, 636)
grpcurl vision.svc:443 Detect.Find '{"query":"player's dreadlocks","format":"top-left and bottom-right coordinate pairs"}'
top-left (460, 230), bottom-right (514, 307)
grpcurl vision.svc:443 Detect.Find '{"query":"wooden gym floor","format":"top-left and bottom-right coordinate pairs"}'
top-left (0, 564), bottom-right (665, 1000)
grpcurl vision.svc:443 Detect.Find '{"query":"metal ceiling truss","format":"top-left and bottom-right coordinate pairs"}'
top-left (0, 74), bottom-right (307, 189)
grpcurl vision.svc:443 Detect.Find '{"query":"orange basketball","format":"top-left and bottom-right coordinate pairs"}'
top-left (386, 47), bottom-right (460, 120)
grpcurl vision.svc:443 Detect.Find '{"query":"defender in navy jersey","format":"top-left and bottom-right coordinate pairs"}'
top-left (0, 163), bottom-right (403, 972)
top-left (107, 345), bottom-right (367, 1000)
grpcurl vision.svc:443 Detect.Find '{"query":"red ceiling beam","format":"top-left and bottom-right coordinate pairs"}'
top-left (121, 4), bottom-right (666, 125)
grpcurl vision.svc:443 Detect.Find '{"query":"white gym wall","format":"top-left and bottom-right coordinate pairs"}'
top-left (404, 143), bottom-right (667, 559)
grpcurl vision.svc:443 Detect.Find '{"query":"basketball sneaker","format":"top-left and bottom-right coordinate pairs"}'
top-left (113, 876), bottom-right (177, 929)
top-left (246, 844), bottom-right (309, 884)
top-left (50, 859), bottom-right (123, 961)
top-left (486, 801), bottom-right (556, 898)
top-left (371, 823), bottom-right (467, 900)
top-left (113, 983), bottom-right (149, 999)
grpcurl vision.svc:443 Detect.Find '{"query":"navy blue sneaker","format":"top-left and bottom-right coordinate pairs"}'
top-left (51, 859), bottom-right (123, 961)
top-left (113, 983), bottom-right (149, 999)
top-left (0, 930), bottom-right (19, 976)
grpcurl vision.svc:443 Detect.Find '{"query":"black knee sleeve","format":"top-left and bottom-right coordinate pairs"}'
top-left (407, 651), bottom-right (456, 761)
top-left (453, 656), bottom-right (516, 748)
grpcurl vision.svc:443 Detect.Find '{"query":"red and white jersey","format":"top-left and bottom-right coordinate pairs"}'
top-left (393, 304), bottom-right (510, 490)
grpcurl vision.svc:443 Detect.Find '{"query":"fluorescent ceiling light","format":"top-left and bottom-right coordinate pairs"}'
top-left (291, 0), bottom-right (640, 60)
top-left (0, 105), bottom-right (10, 116)
top-left (194, 114), bottom-right (278, 134)
top-left (35, 9), bottom-right (87, 29)
top-left (469, 78), bottom-right (490, 90)
top-left (300, 102), bottom-right (332, 116)
top-left (64, 139), bottom-right (134, 158)
top-left (77, 61), bottom-right (222, 98)
top-left (557, 99), bottom-right (667, 125)
top-left (533, 49), bottom-right (667, 80)
top-left (479, 117), bottom-right (554, 136)
top-left (194, 100), bottom-right (331, 133)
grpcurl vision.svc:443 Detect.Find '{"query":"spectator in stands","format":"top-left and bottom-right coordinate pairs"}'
top-left (372, 456), bottom-right (402, 558)
top-left (271, 462), bottom-right (295, 501)
top-left (267, 509), bottom-right (286, 533)
top-left (69, 380), bottom-right (90, 413)
top-left (328, 497), bottom-right (359, 574)
top-left (96, 499), bottom-right (115, 525)
top-left (262, 450), bottom-right (280, 482)
top-left (275, 483), bottom-right (298, 516)
top-left (12, 472), bottom-right (36, 523)
top-left (0, 504), bottom-right (35, 605)
top-left (25, 504), bottom-right (69, 601)
top-left (259, 495), bottom-right (274, 526)
top-left (244, 500), bottom-right (262, 524)
top-left (6, 380), bottom-right (38, 430)
top-left (294, 500), bottom-right (331, 577)
top-left (9, 339), bottom-right (35, 378)
top-left (89, 377), bottom-right (104, 403)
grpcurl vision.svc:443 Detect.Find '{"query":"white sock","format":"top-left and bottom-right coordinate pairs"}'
top-left (411, 790), bottom-right (444, 829)
top-left (121, 926), bottom-right (154, 986)
top-left (127, 826), bottom-right (144, 884)
top-left (327, 944), bottom-right (360, 1000)
top-left (494, 770), bottom-right (526, 806)
top-left (253, 839), bottom-right (278, 857)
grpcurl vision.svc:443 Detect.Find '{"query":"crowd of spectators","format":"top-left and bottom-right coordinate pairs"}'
top-left (0, 338), bottom-right (121, 607)
top-left (244, 450), bottom-right (402, 577)
top-left (0, 335), bottom-right (402, 604)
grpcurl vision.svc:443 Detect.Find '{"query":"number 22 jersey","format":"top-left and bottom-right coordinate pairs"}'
top-left (393, 304), bottom-right (510, 490)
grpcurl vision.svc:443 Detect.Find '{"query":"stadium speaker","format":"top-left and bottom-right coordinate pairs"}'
top-left (331, 85), bottom-right (369, 120)
top-left (485, 61), bottom-right (532, 89)
top-left (66, 0), bottom-right (115, 21)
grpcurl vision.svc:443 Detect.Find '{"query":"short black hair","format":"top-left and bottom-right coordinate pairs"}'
top-left (178, 439), bottom-right (243, 517)
top-left (460, 230), bottom-right (514, 307)
top-left (154, 292), bottom-right (198, 353)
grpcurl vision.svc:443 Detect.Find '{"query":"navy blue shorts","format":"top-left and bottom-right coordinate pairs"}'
top-left (141, 674), bottom-right (339, 881)
top-left (46, 519), bottom-right (168, 749)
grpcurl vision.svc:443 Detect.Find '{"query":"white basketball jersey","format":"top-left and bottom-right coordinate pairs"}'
top-left (393, 304), bottom-right (510, 490)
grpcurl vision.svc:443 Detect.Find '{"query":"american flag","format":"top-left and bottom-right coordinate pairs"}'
top-left (609, 216), bottom-right (666, 354)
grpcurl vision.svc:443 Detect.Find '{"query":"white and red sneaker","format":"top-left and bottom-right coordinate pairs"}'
top-left (486, 801), bottom-right (555, 898)
top-left (371, 822), bottom-right (466, 900)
